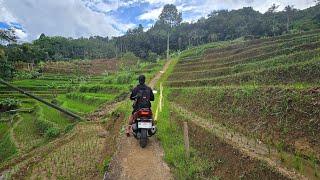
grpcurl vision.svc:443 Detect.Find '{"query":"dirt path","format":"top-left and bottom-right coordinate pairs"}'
top-left (171, 102), bottom-right (307, 180)
top-left (106, 60), bottom-right (173, 180)
top-left (148, 60), bottom-right (171, 89)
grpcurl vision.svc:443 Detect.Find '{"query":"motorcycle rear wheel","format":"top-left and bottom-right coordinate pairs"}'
top-left (139, 129), bottom-right (148, 148)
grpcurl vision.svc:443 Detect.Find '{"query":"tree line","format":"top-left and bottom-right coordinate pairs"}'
top-left (0, 3), bottom-right (319, 66)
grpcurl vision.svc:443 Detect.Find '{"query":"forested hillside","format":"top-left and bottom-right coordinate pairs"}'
top-left (0, 4), bottom-right (319, 64)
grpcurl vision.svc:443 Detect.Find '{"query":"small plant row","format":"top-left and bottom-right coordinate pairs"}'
top-left (178, 30), bottom-right (320, 65)
top-left (34, 105), bottom-right (61, 139)
top-left (78, 84), bottom-right (126, 93)
top-left (184, 33), bottom-right (320, 66)
top-left (173, 40), bottom-right (320, 73)
top-left (65, 92), bottom-right (115, 105)
top-left (169, 85), bottom-right (320, 161)
top-left (202, 34), bottom-right (320, 65)
top-left (175, 37), bottom-right (320, 72)
top-left (28, 124), bottom-right (106, 179)
top-left (169, 48), bottom-right (320, 81)
top-left (168, 57), bottom-right (320, 87)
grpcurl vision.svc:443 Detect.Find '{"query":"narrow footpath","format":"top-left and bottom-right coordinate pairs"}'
top-left (105, 60), bottom-right (173, 180)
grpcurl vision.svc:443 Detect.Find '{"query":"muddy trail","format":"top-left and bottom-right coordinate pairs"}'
top-left (105, 60), bottom-right (172, 180)
top-left (171, 102), bottom-right (316, 180)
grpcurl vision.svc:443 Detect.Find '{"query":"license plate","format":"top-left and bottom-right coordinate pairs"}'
top-left (138, 122), bottom-right (152, 129)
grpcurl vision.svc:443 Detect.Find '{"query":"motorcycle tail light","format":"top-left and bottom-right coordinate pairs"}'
top-left (140, 111), bottom-right (149, 115)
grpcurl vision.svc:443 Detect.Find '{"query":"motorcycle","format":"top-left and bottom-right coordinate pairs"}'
top-left (131, 108), bottom-right (157, 148)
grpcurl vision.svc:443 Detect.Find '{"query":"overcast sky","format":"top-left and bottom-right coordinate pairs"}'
top-left (0, 0), bottom-right (317, 42)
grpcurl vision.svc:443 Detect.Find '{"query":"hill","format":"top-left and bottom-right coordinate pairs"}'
top-left (159, 29), bottom-right (320, 179)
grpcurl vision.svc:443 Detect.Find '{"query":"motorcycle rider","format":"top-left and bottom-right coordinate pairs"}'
top-left (126, 75), bottom-right (154, 136)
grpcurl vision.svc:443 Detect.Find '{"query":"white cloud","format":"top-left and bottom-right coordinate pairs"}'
top-left (1, 0), bottom-right (124, 41)
top-left (122, 23), bottom-right (137, 31)
top-left (143, 0), bottom-right (177, 4)
top-left (0, 0), bottom-right (16, 22)
top-left (84, 0), bottom-right (142, 13)
top-left (14, 28), bottom-right (28, 41)
top-left (138, 6), bottom-right (163, 20)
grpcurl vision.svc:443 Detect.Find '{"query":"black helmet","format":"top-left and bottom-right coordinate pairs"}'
top-left (138, 75), bottom-right (146, 85)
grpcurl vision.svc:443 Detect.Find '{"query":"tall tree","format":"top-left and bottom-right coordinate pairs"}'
top-left (0, 29), bottom-right (17, 44)
top-left (158, 4), bottom-right (182, 60)
top-left (268, 4), bottom-right (280, 36)
top-left (284, 5), bottom-right (294, 32)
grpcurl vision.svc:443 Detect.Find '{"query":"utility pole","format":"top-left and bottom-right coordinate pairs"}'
top-left (167, 32), bottom-right (170, 60)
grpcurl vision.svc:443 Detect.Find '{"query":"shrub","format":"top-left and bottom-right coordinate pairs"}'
top-left (0, 61), bottom-right (14, 80)
top-left (120, 52), bottom-right (140, 69)
top-left (147, 51), bottom-right (158, 62)
top-left (64, 123), bottom-right (76, 133)
top-left (35, 106), bottom-right (61, 137)
top-left (115, 73), bottom-right (134, 84)
top-left (14, 70), bottom-right (41, 79)
top-left (45, 127), bottom-right (61, 139)
top-left (0, 98), bottom-right (21, 112)
top-left (102, 156), bottom-right (112, 171)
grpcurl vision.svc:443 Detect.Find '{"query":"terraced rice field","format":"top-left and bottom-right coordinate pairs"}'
top-left (0, 60), bottom-right (163, 178)
top-left (165, 30), bottom-right (320, 179)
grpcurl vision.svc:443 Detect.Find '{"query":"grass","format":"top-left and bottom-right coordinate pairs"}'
top-left (27, 123), bottom-right (106, 179)
top-left (156, 89), bottom-right (211, 179)
top-left (57, 95), bottom-right (99, 114)
top-left (168, 57), bottom-right (320, 87)
top-left (150, 57), bottom-right (216, 179)
top-left (161, 30), bottom-right (320, 179)
top-left (13, 113), bottom-right (47, 152)
top-left (170, 48), bottom-right (320, 81)
top-left (174, 37), bottom-right (320, 72)
top-left (0, 122), bottom-right (9, 138)
top-left (0, 133), bottom-right (17, 163)
top-left (40, 104), bottom-right (71, 129)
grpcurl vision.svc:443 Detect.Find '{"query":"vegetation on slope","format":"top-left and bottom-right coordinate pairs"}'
top-left (160, 29), bottom-right (320, 179)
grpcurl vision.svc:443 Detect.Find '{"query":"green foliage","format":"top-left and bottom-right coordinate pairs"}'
top-left (45, 127), bottom-right (61, 139)
top-left (14, 70), bottom-right (41, 80)
top-left (159, 4), bottom-right (182, 27)
top-left (293, 153), bottom-right (303, 172)
top-left (103, 72), bottom-right (135, 84)
top-left (79, 84), bottom-right (123, 93)
top-left (64, 123), bottom-right (76, 133)
top-left (166, 28), bottom-right (320, 178)
top-left (0, 98), bottom-right (21, 112)
top-left (0, 133), bottom-right (17, 163)
top-left (66, 92), bottom-right (116, 105)
top-left (0, 29), bottom-right (17, 43)
top-left (119, 52), bottom-right (140, 71)
top-left (156, 89), bottom-right (211, 179)
top-left (147, 51), bottom-right (158, 62)
top-left (34, 106), bottom-right (61, 137)
top-left (102, 156), bottom-right (112, 172)
top-left (0, 60), bottom-right (14, 80)
top-left (57, 95), bottom-right (99, 114)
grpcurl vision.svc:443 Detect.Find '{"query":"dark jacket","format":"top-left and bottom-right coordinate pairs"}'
top-left (130, 84), bottom-right (154, 110)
